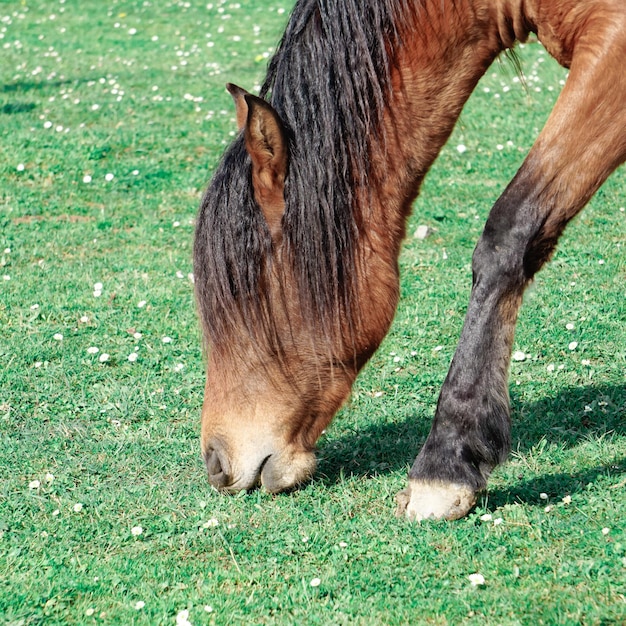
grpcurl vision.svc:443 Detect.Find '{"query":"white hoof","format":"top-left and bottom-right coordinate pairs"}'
top-left (395, 479), bottom-right (476, 521)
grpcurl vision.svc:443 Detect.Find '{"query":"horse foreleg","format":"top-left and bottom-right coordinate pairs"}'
top-left (397, 16), bottom-right (626, 521)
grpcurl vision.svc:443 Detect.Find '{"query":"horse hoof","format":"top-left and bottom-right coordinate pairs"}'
top-left (395, 480), bottom-right (476, 521)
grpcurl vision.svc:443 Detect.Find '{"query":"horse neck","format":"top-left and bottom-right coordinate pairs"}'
top-left (370, 0), bottom-right (575, 248)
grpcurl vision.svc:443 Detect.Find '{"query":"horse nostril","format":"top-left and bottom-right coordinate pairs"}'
top-left (205, 446), bottom-right (231, 489)
top-left (206, 448), bottom-right (222, 475)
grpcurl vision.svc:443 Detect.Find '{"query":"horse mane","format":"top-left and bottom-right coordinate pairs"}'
top-left (194, 0), bottom-right (411, 364)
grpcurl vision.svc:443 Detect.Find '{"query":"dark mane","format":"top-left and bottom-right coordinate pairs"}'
top-left (194, 0), bottom-right (410, 360)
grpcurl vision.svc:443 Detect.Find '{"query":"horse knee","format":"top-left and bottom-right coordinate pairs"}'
top-left (471, 230), bottom-right (526, 290)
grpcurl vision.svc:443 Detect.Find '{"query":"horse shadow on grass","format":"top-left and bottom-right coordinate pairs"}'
top-left (316, 382), bottom-right (626, 508)
top-left (1, 78), bottom-right (81, 94)
top-left (0, 77), bottom-right (98, 116)
top-left (1, 102), bottom-right (36, 114)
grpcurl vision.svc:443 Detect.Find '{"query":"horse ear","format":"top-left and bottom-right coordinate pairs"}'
top-left (226, 84), bottom-right (288, 237)
top-left (226, 83), bottom-right (249, 130)
top-left (244, 94), bottom-right (288, 236)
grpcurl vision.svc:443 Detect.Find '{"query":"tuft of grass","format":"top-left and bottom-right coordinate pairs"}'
top-left (1, 2), bottom-right (624, 625)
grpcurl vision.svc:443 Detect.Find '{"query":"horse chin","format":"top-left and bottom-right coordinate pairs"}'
top-left (260, 448), bottom-right (317, 493)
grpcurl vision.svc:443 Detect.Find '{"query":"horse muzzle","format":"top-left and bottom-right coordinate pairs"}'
top-left (203, 438), bottom-right (317, 493)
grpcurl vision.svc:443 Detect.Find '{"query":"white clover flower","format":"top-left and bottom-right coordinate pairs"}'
top-left (480, 513), bottom-right (493, 522)
top-left (137, 300), bottom-right (147, 308)
top-left (562, 495), bottom-right (572, 504)
top-left (309, 577), bottom-right (321, 587)
top-left (162, 336), bottom-right (172, 343)
top-left (456, 144), bottom-right (467, 153)
top-left (128, 352), bottom-right (138, 362)
top-left (99, 353), bottom-right (110, 363)
top-left (135, 601), bottom-right (145, 610)
top-left (53, 333), bottom-right (63, 341)
top-left (87, 346), bottom-right (99, 354)
top-left (83, 175), bottom-right (92, 183)
top-left (131, 526), bottom-right (143, 536)
top-left (104, 173), bottom-right (114, 182)
top-left (29, 479), bottom-right (40, 489)
top-left (602, 527), bottom-right (610, 536)
top-left (202, 518), bottom-right (219, 528)
top-left (204, 605), bottom-right (213, 613)
top-left (512, 351), bottom-right (526, 362)
top-left (468, 573), bottom-right (485, 586)
top-left (45, 473), bottom-right (55, 483)
top-left (176, 609), bottom-right (192, 626)
top-left (73, 502), bottom-right (83, 513)
top-left (568, 341), bottom-right (578, 351)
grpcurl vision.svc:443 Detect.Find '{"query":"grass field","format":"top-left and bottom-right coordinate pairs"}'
top-left (1, 1), bottom-right (625, 624)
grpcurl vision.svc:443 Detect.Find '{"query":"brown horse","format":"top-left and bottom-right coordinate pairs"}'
top-left (193, 0), bottom-right (626, 520)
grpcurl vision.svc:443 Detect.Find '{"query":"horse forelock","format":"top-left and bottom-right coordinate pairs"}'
top-left (195, 0), bottom-right (412, 366)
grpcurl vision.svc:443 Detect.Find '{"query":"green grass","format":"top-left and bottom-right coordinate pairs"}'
top-left (1, 1), bottom-right (625, 624)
